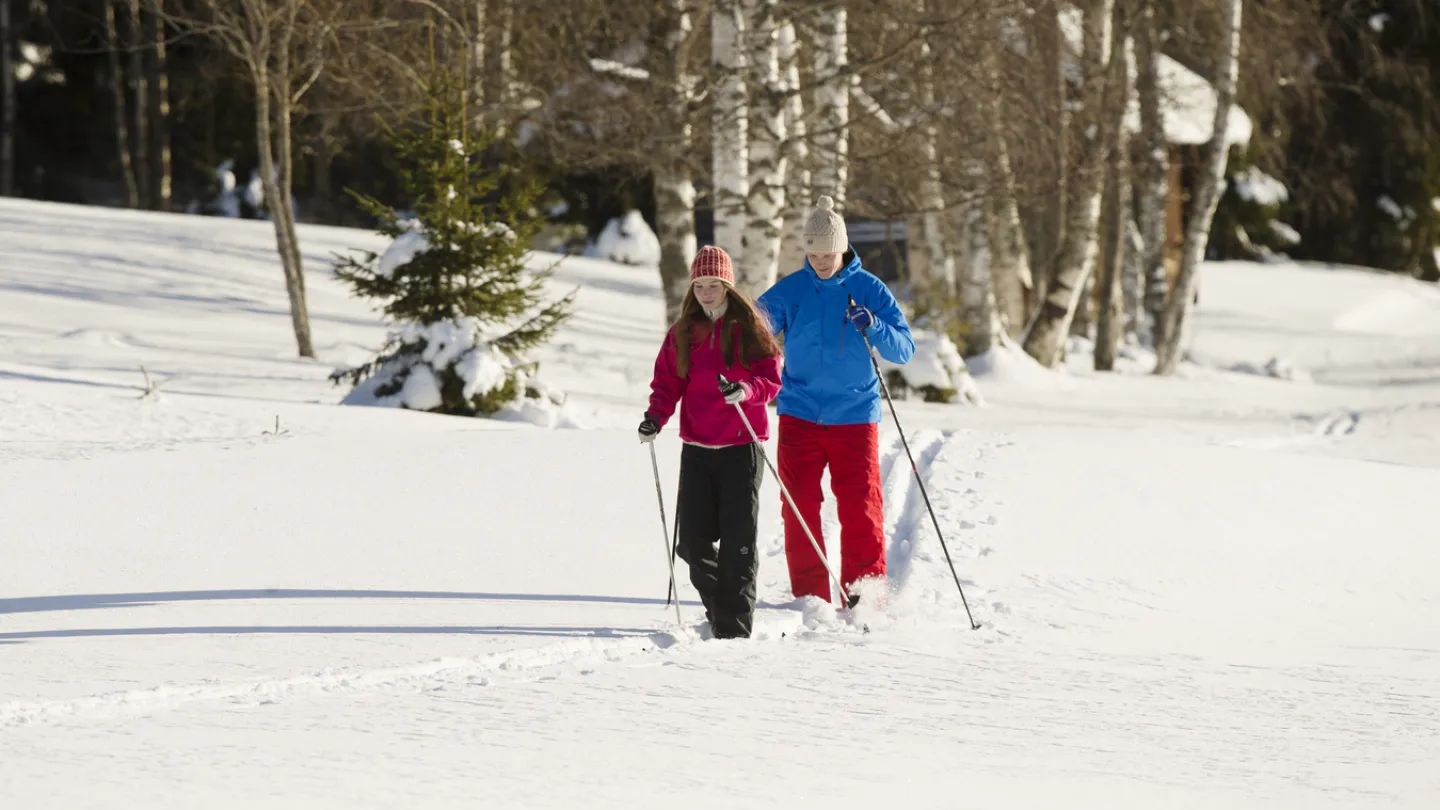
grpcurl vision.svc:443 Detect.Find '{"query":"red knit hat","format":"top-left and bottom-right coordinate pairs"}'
top-left (689, 245), bottom-right (735, 286)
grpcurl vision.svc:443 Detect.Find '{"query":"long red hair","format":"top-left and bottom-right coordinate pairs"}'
top-left (671, 285), bottom-right (780, 378)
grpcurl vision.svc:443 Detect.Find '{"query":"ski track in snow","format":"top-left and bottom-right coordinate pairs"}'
top-left (1, 429), bottom-right (1006, 729)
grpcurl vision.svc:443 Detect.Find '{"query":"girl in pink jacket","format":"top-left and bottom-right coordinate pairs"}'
top-left (640, 246), bottom-right (782, 639)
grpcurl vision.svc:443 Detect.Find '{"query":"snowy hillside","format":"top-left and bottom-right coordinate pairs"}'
top-left (2, 199), bottom-right (1438, 809)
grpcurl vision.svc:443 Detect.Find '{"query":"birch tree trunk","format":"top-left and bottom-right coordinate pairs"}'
top-left (127, 0), bottom-right (152, 208)
top-left (244, 1), bottom-right (313, 359)
top-left (1121, 214), bottom-right (1144, 339)
top-left (273, 5), bottom-right (310, 354)
top-left (953, 181), bottom-right (1000, 358)
top-left (151, 2), bottom-right (173, 211)
top-left (1095, 3), bottom-right (1132, 371)
top-left (0, 0), bottom-right (14, 197)
top-left (104, 0), bottom-right (139, 207)
top-left (740, 0), bottom-right (786, 297)
top-left (1094, 107), bottom-right (1130, 370)
top-left (711, 0), bottom-right (749, 261)
top-left (1134, 0), bottom-right (1168, 346)
top-left (482, 0), bottom-right (512, 131)
top-left (1022, 0), bottom-right (1116, 368)
top-left (979, 20), bottom-right (1032, 336)
top-left (1031, 0), bottom-right (1066, 305)
top-left (654, 0), bottom-right (699, 322)
top-left (910, 8), bottom-right (953, 307)
top-left (777, 20), bottom-right (807, 276)
top-left (808, 4), bottom-right (850, 209)
top-left (1155, 0), bottom-right (1242, 375)
top-left (471, 0), bottom-right (487, 108)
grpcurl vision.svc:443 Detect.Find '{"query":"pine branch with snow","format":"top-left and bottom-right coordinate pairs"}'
top-left (330, 66), bottom-right (573, 418)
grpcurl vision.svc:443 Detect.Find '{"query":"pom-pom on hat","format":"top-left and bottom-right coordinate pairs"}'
top-left (803, 195), bottom-right (848, 254)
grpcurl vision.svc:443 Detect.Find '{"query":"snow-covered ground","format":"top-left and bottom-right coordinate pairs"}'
top-left (2, 198), bottom-right (1438, 809)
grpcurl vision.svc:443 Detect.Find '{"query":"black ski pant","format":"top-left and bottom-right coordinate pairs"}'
top-left (675, 442), bottom-right (763, 639)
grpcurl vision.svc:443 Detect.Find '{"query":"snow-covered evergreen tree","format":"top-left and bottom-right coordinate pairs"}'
top-left (332, 70), bottom-right (573, 418)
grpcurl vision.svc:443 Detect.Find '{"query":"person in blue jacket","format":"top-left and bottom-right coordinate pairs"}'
top-left (757, 196), bottom-right (915, 606)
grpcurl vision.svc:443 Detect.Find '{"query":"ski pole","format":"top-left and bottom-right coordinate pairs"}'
top-left (719, 375), bottom-right (851, 608)
top-left (648, 442), bottom-right (684, 626)
top-left (666, 507), bottom-right (679, 606)
top-left (848, 297), bottom-right (981, 631)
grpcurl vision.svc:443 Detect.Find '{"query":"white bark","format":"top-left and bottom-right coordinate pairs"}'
top-left (482, 0), bottom-right (513, 133)
top-left (152, 3), bottom-right (173, 210)
top-left (808, 5), bottom-right (850, 209)
top-left (253, 52), bottom-right (313, 358)
top-left (740, 0), bottom-right (786, 297)
top-left (711, 0), bottom-right (749, 261)
top-left (777, 20), bottom-right (808, 276)
top-left (952, 183), bottom-right (1001, 358)
top-left (1134, 0), bottom-right (1168, 345)
top-left (979, 23), bottom-right (1032, 336)
top-left (1155, 0), bottom-right (1242, 375)
top-left (911, 24), bottom-right (954, 305)
top-left (1022, 0), bottom-right (1116, 368)
top-left (656, 0), bottom-right (698, 322)
top-left (265, 2), bottom-right (312, 358)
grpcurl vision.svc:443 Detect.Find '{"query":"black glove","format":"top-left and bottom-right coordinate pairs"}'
top-left (718, 376), bottom-right (748, 405)
top-left (638, 415), bottom-right (661, 443)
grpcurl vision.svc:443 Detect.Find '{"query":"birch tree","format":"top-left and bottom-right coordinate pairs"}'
top-left (953, 178), bottom-right (1001, 357)
top-left (169, 0), bottom-right (340, 358)
top-left (1133, 0), bottom-right (1167, 344)
top-left (480, 0), bottom-right (513, 131)
top-left (127, 0), bottom-right (151, 207)
top-left (978, 9), bottom-right (1032, 336)
top-left (909, 2), bottom-right (954, 303)
top-left (655, 0), bottom-right (700, 320)
top-left (1094, 26), bottom-right (1131, 372)
top-left (1155, 0), bottom-right (1242, 375)
top-left (1028, 0), bottom-right (1067, 305)
top-left (808, 3), bottom-right (851, 209)
top-left (740, 0), bottom-right (787, 296)
top-left (150, 2), bottom-right (173, 210)
top-left (711, 0), bottom-right (749, 261)
top-left (104, 0), bottom-right (139, 207)
top-left (776, 19), bottom-right (807, 276)
top-left (1022, 0), bottom-right (1117, 368)
top-left (1, 0), bottom-right (17, 196)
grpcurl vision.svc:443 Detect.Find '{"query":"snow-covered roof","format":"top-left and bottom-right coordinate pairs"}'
top-left (1057, 7), bottom-right (1252, 148)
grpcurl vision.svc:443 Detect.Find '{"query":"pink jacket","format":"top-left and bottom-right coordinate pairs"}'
top-left (647, 319), bottom-right (782, 446)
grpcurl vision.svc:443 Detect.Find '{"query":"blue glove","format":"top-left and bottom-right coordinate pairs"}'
top-left (846, 303), bottom-right (874, 331)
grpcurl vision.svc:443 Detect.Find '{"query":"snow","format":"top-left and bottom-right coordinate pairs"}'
top-left (4, 198), bottom-right (1440, 808)
top-left (1268, 219), bottom-right (1301, 246)
top-left (1058, 9), bottom-right (1253, 147)
top-left (1378, 194), bottom-right (1405, 221)
top-left (588, 58), bottom-right (651, 81)
top-left (1231, 166), bottom-right (1289, 206)
top-left (880, 328), bottom-right (961, 391)
top-left (585, 209), bottom-right (662, 266)
top-left (375, 228), bottom-right (430, 278)
top-left (1370, 13), bottom-right (1391, 33)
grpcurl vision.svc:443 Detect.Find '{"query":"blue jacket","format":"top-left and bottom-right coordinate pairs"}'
top-left (757, 251), bottom-right (915, 425)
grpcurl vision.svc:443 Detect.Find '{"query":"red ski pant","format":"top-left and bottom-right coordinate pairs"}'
top-left (777, 415), bottom-right (885, 602)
